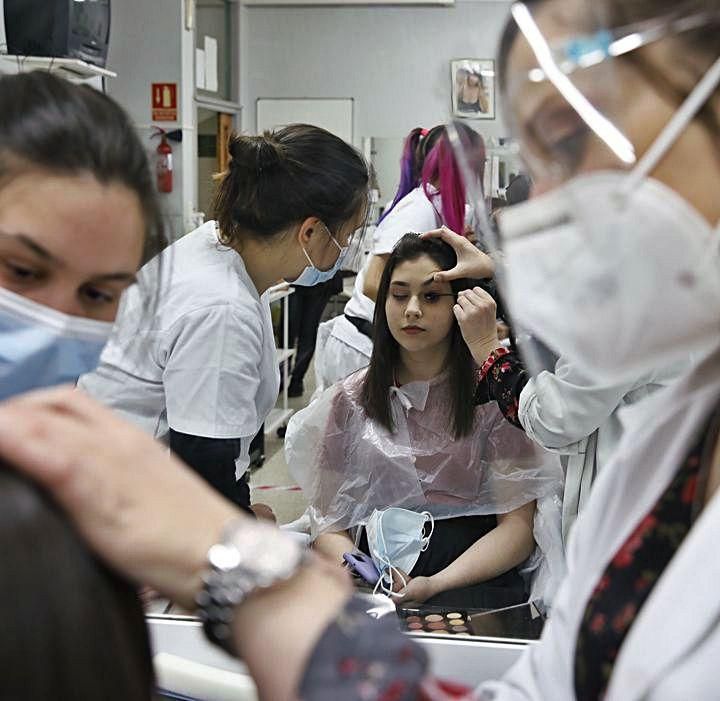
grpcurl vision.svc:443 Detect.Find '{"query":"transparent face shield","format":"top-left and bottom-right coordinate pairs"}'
top-left (340, 193), bottom-right (373, 274)
top-left (504, 0), bottom-right (638, 188)
top-left (452, 0), bottom-right (720, 383)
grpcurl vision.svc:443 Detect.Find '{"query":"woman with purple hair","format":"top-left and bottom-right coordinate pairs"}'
top-left (315, 124), bottom-right (483, 390)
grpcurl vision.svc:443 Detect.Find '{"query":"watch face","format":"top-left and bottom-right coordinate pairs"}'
top-left (208, 543), bottom-right (242, 571)
top-left (223, 520), bottom-right (304, 582)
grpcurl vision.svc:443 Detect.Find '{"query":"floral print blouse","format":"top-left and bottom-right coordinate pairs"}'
top-left (298, 596), bottom-right (472, 700)
top-left (573, 418), bottom-right (708, 699)
top-left (474, 347), bottom-right (528, 426)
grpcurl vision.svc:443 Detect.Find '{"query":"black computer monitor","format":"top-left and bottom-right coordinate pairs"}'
top-left (4, 0), bottom-right (111, 68)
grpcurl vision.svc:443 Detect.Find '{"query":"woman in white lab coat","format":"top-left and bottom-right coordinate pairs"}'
top-left (315, 124), bottom-right (485, 389)
top-left (4, 2), bottom-right (720, 701)
top-left (80, 125), bottom-right (369, 512)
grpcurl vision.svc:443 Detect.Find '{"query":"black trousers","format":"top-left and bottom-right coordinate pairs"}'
top-left (169, 429), bottom-right (253, 514)
top-left (287, 275), bottom-right (341, 384)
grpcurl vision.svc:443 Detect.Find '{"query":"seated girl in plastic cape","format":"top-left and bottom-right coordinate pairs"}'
top-left (286, 234), bottom-right (564, 608)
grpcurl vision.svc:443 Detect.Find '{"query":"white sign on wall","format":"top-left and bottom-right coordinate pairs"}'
top-left (256, 97), bottom-right (354, 144)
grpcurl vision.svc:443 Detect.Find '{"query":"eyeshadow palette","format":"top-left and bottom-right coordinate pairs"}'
top-left (397, 607), bottom-right (472, 636)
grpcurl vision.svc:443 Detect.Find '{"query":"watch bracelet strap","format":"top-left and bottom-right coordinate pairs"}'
top-left (196, 550), bottom-right (310, 656)
top-left (196, 568), bottom-right (253, 656)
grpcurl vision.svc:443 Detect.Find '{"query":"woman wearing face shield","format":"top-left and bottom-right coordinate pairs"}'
top-left (436, 0), bottom-right (720, 697)
top-left (79, 125), bottom-right (369, 513)
top-left (3, 3), bottom-right (720, 701)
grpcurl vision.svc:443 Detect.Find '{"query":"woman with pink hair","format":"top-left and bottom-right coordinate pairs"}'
top-left (315, 124), bottom-right (484, 390)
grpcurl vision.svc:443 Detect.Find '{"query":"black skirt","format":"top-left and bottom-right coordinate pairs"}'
top-left (359, 514), bottom-right (526, 609)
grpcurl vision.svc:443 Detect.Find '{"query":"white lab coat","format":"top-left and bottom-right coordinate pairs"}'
top-left (478, 347), bottom-right (720, 701)
top-left (519, 357), bottom-right (679, 541)
top-left (79, 221), bottom-right (279, 478)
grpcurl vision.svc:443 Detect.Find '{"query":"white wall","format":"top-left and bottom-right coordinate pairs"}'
top-left (241, 0), bottom-right (513, 143)
top-left (372, 136), bottom-right (405, 204)
top-left (107, 0), bottom-right (193, 237)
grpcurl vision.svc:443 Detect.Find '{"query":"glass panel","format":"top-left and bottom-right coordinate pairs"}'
top-left (196, 0), bottom-right (234, 101)
top-left (196, 107), bottom-right (219, 218)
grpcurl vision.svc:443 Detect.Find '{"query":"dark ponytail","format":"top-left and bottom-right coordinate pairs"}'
top-left (214, 124), bottom-right (369, 246)
top-left (0, 71), bottom-right (166, 264)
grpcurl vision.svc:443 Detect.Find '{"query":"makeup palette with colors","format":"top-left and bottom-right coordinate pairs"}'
top-left (398, 608), bottom-right (472, 636)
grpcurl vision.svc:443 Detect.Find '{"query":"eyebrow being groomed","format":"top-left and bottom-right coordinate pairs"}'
top-left (390, 275), bottom-right (450, 288)
top-left (389, 289), bottom-right (457, 299)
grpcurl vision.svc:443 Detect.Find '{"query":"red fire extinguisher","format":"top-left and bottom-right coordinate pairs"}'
top-left (151, 127), bottom-right (173, 193)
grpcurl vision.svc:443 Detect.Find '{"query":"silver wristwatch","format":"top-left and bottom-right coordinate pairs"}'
top-left (196, 518), bottom-right (307, 655)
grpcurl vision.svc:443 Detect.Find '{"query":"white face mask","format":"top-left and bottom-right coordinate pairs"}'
top-left (365, 507), bottom-right (434, 597)
top-left (501, 173), bottom-right (720, 383)
top-left (499, 57), bottom-right (720, 383)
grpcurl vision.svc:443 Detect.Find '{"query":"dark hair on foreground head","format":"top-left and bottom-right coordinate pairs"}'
top-left (0, 70), bottom-right (166, 264)
top-left (213, 124), bottom-right (370, 246)
top-left (0, 463), bottom-right (154, 700)
top-left (361, 233), bottom-right (485, 439)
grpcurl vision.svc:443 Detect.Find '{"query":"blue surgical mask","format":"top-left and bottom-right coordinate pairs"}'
top-left (0, 287), bottom-right (113, 401)
top-left (291, 224), bottom-right (348, 287)
top-left (365, 507), bottom-right (434, 597)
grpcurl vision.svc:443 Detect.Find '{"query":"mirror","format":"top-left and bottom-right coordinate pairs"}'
top-left (148, 128), bottom-right (557, 646)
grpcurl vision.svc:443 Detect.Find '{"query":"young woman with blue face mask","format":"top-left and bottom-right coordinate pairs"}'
top-left (79, 126), bottom-right (369, 513)
top-left (287, 234), bottom-right (562, 608)
top-left (4, 1), bottom-right (720, 700)
top-left (0, 73), bottom-right (164, 400)
top-left (0, 70), bottom-right (164, 701)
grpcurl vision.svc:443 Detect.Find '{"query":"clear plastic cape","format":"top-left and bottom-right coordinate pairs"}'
top-left (286, 369), bottom-right (566, 603)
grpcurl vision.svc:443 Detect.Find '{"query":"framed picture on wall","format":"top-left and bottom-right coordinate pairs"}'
top-left (451, 59), bottom-right (496, 120)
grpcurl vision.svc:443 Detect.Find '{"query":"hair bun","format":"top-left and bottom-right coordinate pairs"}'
top-left (255, 132), bottom-right (284, 173)
top-left (228, 132), bottom-right (284, 175)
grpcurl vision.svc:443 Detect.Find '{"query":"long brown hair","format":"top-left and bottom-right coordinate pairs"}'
top-left (360, 234), bottom-right (483, 439)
